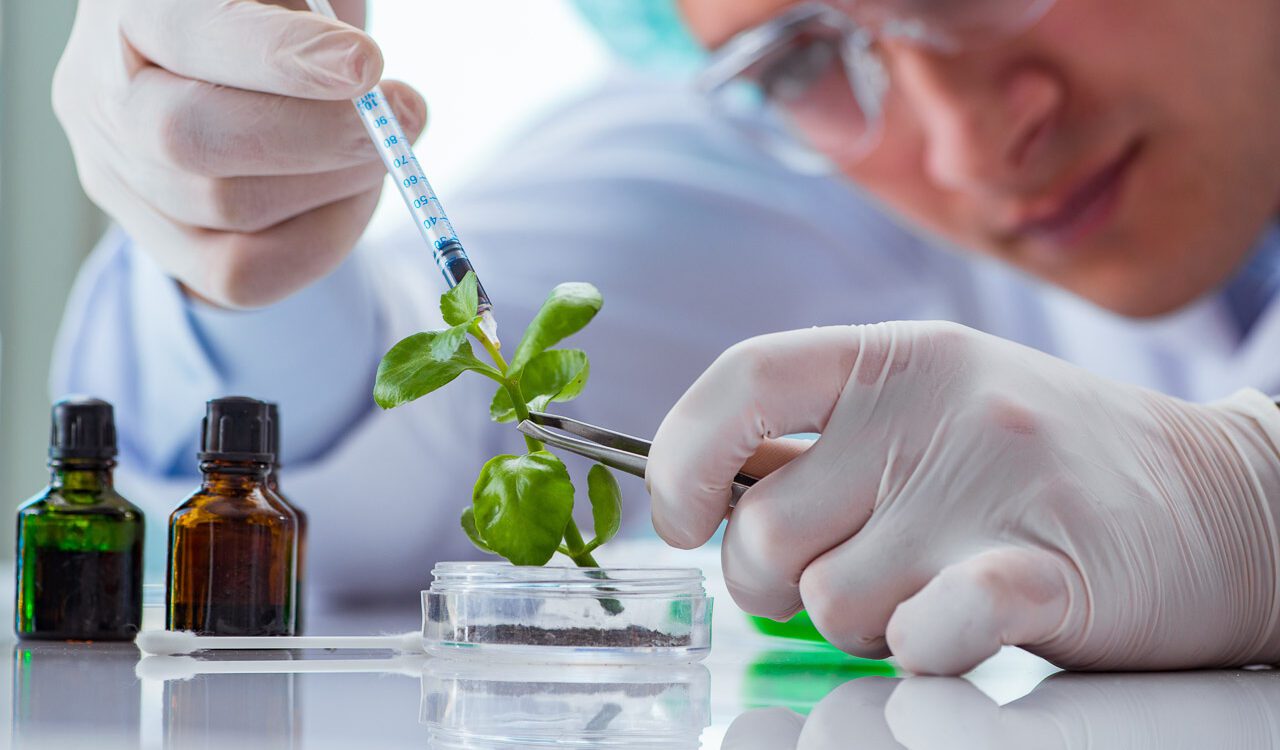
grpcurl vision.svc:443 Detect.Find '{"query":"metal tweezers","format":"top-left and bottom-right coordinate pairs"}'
top-left (518, 412), bottom-right (759, 505)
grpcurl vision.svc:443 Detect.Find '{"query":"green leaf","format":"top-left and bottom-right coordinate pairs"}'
top-left (489, 349), bottom-right (591, 423)
top-left (508, 283), bottom-right (602, 376)
top-left (430, 322), bottom-right (471, 360)
top-left (374, 330), bottom-right (498, 409)
top-left (440, 271), bottom-right (479, 327)
top-left (525, 350), bottom-right (590, 408)
top-left (460, 507), bottom-right (493, 554)
top-left (586, 464), bottom-right (621, 549)
top-left (472, 452), bottom-right (575, 566)
top-left (489, 388), bottom-right (517, 424)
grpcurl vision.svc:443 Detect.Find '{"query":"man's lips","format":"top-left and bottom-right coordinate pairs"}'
top-left (998, 141), bottom-right (1143, 246)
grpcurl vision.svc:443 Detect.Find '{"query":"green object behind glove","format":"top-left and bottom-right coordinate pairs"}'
top-left (750, 609), bottom-right (841, 643)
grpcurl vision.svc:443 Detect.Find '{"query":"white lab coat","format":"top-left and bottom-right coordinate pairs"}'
top-left (51, 75), bottom-right (1280, 605)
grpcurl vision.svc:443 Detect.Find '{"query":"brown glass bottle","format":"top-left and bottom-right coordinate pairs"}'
top-left (167, 397), bottom-right (297, 636)
top-left (265, 403), bottom-right (307, 634)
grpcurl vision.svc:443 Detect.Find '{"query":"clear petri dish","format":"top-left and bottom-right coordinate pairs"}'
top-left (422, 562), bottom-right (712, 664)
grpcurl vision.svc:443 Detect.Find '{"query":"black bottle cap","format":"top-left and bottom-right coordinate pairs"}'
top-left (49, 396), bottom-right (117, 461)
top-left (266, 402), bottom-right (282, 468)
top-left (198, 396), bottom-right (274, 463)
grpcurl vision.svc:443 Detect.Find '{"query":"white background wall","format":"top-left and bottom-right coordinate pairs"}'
top-left (367, 0), bottom-right (610, 232)
top-left (0, 0), bottom-right (610, 553)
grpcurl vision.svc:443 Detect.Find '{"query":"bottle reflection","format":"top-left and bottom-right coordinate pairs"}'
top-left (724, 669), bottom-right (1280, 749)
top-left (163, 652), bottom-right (298, 749)
top-left (421, 660), bottom-right (711, 748)
top-left (11, 642), bottom-right (142, 748)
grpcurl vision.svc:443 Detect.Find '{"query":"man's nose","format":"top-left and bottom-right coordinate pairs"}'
top-left (890, 44), bottom-right (1066, 193)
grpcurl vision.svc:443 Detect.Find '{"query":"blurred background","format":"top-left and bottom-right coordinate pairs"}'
top-left (0, 0), bottom-right (612, 556)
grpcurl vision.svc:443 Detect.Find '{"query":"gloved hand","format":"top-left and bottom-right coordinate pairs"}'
top-left (648, 321), bottom-right (1280, 674)
top-left (53, 0), bottom-right (427, 308)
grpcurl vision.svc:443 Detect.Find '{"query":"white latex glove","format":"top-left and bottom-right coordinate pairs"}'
top-left (53, 0), bottom-right (427, 308)
top-left (726, 672), bottom-right (1280, 749)
top-left (648, 321), bottom-right (1280, 674)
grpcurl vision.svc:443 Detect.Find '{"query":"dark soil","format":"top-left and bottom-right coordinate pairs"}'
top-left (464, 624), bottom-right (691, 648)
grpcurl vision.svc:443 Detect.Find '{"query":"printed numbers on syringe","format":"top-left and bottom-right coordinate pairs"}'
top-left (355, 91), bottom-right (460, 251)
top-left (392, 153), bottom-right (460, 250)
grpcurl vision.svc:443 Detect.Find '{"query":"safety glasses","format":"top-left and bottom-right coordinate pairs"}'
top-left (697, 0), bottom-right (1057, 172)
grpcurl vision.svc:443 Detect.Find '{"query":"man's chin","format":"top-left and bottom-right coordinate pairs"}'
top-left (1059, 277), bottom-right (1211, 319)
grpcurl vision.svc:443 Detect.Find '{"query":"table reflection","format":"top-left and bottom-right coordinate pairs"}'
top-left (12, 642), bottom-right (141, 748)
top-left (162, 652), bottom-right (299, 749)
top-left (723, 668), bottom-right (1280, 749)
top-left (421, 660), bottom-right (711, 748)
top-left (132, 650), bottom-right (712, 748)
top-left (739, 648), bottom-right (894, 715)
top-left (137, 650), bottom-right (425, 748)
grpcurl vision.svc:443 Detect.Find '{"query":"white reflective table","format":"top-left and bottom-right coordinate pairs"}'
top-left (4, 553), bottom-right (1278, 748)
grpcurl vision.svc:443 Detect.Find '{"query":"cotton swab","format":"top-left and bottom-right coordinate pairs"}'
top-left (135, 629), bottom-right (424, 656)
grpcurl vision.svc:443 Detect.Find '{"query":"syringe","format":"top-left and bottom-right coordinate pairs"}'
top-left (304, 0), bottom-right (499, 347)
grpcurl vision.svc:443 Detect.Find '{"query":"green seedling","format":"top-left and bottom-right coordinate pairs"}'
top-left (373, 273), bottom-right (623, 571)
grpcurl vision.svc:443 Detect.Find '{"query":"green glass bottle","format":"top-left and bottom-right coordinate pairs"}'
top-left (15, 397), bottom-right (144, 640)
top-left (265, 403), bottom-right (307, 634)
top-left (167, 397), bottom-right (297, 635)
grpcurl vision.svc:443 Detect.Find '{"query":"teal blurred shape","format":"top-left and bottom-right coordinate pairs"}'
top-left (570, 0), bottom-right (708, 77)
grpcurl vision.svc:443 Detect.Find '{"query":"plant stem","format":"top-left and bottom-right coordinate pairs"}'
top-left (469, 312), bottom-right (610, 593)
top-left (562, 518), bottom-right (600, 568)
top-left (476, 320), bottom-right (617, 609)
top-left (478, 328), bottom-right (509, 373)
top-left (507, 382), bottom-right (545, 453)
top-left (472, 320), bottom-right (544, 453)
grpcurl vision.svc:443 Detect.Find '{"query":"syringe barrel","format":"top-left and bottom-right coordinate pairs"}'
top-left (351, 87), bottom-right (490, 310)
top-left (437, 240), bottom-right (493, 312)
top-left (302, 0), bottom-right (498, 335)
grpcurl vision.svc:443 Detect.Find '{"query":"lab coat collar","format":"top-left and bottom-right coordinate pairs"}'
top-left (1045, 282), bottom-right (1236, 359)
top-left (1042, 220), bottom-right (1280, 364)
top-left (1222, 221), bottom-right (1280, 344)
top-left (1232, 286), bottom-right (1280, 391)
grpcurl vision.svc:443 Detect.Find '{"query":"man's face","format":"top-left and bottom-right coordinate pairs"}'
top-left (682, 0), bottom-right (1280, 316)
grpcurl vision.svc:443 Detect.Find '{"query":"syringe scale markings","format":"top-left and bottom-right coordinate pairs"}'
top-left (304, 0), bottom-right (498, 346)
top-left (351, 82), bottom-right (497, 335)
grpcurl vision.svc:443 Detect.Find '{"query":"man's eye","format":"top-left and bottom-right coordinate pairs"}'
top-left (754, 34), bottom-right (843, 101)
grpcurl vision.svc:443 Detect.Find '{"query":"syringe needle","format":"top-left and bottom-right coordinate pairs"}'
top-left (304, 0), bottom-right (501, 349)
top-left (476, 310), bottom-right (501, 352)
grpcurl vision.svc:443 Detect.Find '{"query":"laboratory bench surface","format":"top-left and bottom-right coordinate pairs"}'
top-left (3, 557), bottom-right (1279, 748)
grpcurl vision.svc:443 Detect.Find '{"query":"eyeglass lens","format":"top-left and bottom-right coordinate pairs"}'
top-left (734, 20), bottom-right (884, 166)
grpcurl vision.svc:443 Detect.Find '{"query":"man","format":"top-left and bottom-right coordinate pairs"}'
top-left (51, 0), bottom-right (1280, 673)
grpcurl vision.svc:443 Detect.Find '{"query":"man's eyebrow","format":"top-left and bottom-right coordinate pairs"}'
top-left (696, 5), bottom-right (791, 51)
top-left (698, 21), bottom-right (744, 51)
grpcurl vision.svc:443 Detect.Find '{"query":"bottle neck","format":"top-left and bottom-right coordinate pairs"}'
top-left (200, 458), bottom-right (271, 493)
top-left (49, 460), bottom-right (114, 493)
